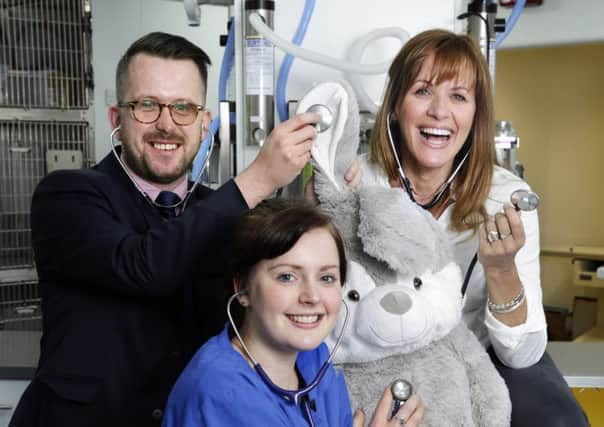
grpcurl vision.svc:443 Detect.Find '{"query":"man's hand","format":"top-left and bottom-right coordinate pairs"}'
top-left (235, 113), bottom-right (319, 207)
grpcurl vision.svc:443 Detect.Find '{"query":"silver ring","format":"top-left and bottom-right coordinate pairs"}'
top-left (487, 230), bottom-right (500, 243)
top-left (499, 232), bottom-right (511, 239)
top-left (395, 414), bottom-right (406, 425)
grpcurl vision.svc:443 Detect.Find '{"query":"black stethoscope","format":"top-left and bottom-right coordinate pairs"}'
top-left (385, 112), bottom-right (470, 209)
top-left (384, 113), bottom-right (541, 295)
top-left (109, 126), bottom-right (214, 212)
top-left (461, 189), bottom-right (540, 296)
top-left (226, 291), bottom-right (350, 427)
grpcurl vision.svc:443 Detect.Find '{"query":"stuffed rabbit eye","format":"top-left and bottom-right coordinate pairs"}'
top-left (347, 289), bottom-right (360, 302)
top-left (413, 277), bottom-right (423, 290)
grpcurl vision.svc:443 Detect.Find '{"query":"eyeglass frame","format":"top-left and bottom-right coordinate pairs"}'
top-left (117, 99), bottom-right (205, 126)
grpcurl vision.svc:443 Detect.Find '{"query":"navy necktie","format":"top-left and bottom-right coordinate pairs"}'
top-left (155, 191), bottom-right (181, 219)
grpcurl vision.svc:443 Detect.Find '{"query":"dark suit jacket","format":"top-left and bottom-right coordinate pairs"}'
top-left (13, 152), bottom-right (248, 426)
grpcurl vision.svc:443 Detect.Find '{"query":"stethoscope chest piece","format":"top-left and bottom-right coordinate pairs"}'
top-left (390, 379), bottom-right (413, 419)
top-left (510, 189), bottom-right (540, 211)
top-left (306, 104), bottom-right (333, 133)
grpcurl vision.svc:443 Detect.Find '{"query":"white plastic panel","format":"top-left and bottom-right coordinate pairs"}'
top-left (273, 0), bottom-right (462, 109)
top-left (0, 380), bottom-right (29, 427)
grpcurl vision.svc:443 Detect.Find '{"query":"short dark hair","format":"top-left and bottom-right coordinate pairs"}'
top-left (115, 31), bottom-right (211, 101)
top-left (227, 198), bottom-right (347, 326)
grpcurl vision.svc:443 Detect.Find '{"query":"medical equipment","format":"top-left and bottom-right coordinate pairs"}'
top-left (511, 189), bottom-right (539, 211)
top-left (169, 0), bottom-right (527, 188)
top-left (495, 120), bottom-right (523, 178)
top-left (109, 126), bottom-right (215, 211)
top-left (461, 188), bottom-right (541, 296)
top-left (226, 291), bottom-right (350, 427)
top-left (306, 104), bottom-right (333, 133)
top-left (390, 379), bottom-right (413, 420)
top-left (245, 1), bottom-right (275, 146)
top-left (386, 112), bottom-right (471, 210)
top-left (460, 0), bottom-right (528, 177)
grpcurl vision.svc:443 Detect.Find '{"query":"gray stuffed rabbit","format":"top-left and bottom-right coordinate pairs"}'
top-left (298, 80), bottom-right (511, 427)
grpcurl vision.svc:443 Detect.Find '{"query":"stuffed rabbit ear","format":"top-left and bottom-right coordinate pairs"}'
top-left (296, 80), bottom-right (359, 191)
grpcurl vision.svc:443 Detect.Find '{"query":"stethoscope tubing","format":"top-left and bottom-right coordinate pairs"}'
top-left (385, 112), bottom-right (469, 209)
top-left (109, 126), bottom-right (215, 212)
top-left (226, 292), bottom-right (350, 425)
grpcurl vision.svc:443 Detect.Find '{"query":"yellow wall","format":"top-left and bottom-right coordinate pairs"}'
top-left (495, 44), bottom-right (604, 312)
top-left (573, 388), bottom-right (604, 427)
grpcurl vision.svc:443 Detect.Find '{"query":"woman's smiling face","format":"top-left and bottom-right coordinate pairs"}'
top-left (240, 227), bottom-right (343, 356)
top-left (395, 53), bottom-right (476, 176)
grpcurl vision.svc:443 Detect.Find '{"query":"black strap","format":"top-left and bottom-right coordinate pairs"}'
top-left (461, 253), bottom-right (478, 297)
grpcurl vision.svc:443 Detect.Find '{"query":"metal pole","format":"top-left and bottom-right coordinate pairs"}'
top-left (243, 0), bottom-right (275, 147)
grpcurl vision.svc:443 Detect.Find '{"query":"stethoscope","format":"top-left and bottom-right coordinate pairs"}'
top-left (306, 104), bottom-right (334, 133)
top-left (461, 189), bottom-right (540, 296)
top-left (226, 291), bottom-right (350, 427)
top-left (109, 126), bottom-right (215, 212)
top-left (385, 112), bottom-right (470, 209)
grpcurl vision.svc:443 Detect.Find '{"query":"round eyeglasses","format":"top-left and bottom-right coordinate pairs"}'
top-left (118, 99), bottom-right (205, 126)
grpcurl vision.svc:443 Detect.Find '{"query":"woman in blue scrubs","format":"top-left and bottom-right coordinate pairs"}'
top-left (163, 198), bottom-right (423, 427)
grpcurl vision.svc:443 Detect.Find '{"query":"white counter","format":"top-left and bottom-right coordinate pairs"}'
top-left (0, 330), bottom-right (41, 378)
top-left (547, 341), bottom-right (604, 388)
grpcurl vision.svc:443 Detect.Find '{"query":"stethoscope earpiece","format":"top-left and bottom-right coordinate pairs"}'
top-left (111, 126), bottom-right (121, 141)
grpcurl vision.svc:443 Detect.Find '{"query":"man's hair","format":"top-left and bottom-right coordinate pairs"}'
top-left (115, 32), bottom-right (211, 101)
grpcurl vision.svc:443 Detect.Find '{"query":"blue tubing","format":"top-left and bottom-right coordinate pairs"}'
top-left (495, 0), bottom-right (526, 48)
top-left (192, 16), bottom-right (235, 180)
top-left (276, 0), bottom-right (316, 122)
top-left (219, 17), bottom-right (236, 101)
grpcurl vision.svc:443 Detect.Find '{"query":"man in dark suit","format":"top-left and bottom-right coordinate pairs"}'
top-left (9, 31), bottom-right (328, 426)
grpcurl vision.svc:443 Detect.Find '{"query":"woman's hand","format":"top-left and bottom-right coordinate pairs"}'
top-left (478, 203), bottom-right (525, 272)
top-left (352, 387), bottom-right (424, 427)
top-left (478, 203), bottom-right (527, 325)
top-left (343, 158), bottom-right (362, 189)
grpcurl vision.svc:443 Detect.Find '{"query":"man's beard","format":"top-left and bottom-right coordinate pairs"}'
top-left (121, 139), bottom-right (191, 185)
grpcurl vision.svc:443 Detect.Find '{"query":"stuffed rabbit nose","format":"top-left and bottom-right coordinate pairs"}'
top-left (380, 291), bottom-right (412, 315)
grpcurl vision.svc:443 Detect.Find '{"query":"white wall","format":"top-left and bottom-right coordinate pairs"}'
top-left (91, 0), bottom-right (228, 161)
top-left (498, 0), bottom-right (604, 49)
top-left (90, 0), bottom-right (604, 162)
top-left (271, 0), bottom-right (462, 110)
top-left (91, 0), bottom-right (461, 162)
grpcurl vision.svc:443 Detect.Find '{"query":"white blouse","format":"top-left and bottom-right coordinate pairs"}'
top-left (359, 154), bottom-right (547, 368)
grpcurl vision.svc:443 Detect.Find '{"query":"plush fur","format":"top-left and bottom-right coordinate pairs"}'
top-left (302, 80), bottom-right (511, 426)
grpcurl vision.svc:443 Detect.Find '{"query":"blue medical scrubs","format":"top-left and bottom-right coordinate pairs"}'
top-left (163, 325), bottom-right (353, 427)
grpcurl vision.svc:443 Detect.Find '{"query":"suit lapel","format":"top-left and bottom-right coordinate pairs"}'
top-left (95, 150), bottom-right (158, 228)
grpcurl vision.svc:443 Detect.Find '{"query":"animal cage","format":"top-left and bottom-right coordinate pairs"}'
top-left (0, 0), bottom-right (93, 109)
top-left (0, 0), bottom-right (93, 273)
top-left (0, 0), bottom-right (93, 357)
top-left (0, 119), bottom-right (92, 269)
top-left (0, 279), bottom-right (40, 330)
top-left (0, 277), bottom-right (42, 373)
